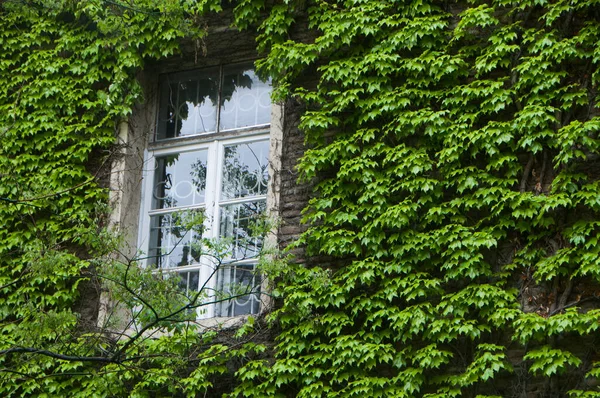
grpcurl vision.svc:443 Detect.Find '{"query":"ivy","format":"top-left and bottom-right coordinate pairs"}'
top-left (3, 0), bottom-right (600, 396)
top-left (0, 0), bottom-right (248, 396)
top-left (233, 0), bottom-right (600, 396)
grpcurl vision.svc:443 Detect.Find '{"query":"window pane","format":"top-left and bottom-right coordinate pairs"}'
top-left (219, 200), bottom-right (266, 261)
top-left (216, 264), bottom-right (261, 317)
top-left (220, 66), bottom-right (271, 130)
top-left (221, 140), bottom-right (269, 200)
top-left (149, 212), bottom-right (204, 268)
top-left (162, 270), bottom-right (201, 318)
top-left (157, 69), bottom-right (219, 139)
top-left (175, 270), bottom-right (200, 295)
top-left (153, 150), bottom-right (208, 210)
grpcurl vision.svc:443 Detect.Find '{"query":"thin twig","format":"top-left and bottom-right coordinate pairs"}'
top-left (0, 347), bottom-right (112, 363)
top-left (549, 296), bottom-right (600, 316)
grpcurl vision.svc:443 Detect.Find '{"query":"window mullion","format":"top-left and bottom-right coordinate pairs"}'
top-left (198, 140), bottom-right (220, 318)
top-left (216, 65), bottom-right (223, 133)
top-left (139, 149), bottom-right (156, 264)
top-left (207, 141), bottom-right (227, 318)
top-left (174, 81), bottom-right (180, 137)
top-left (213, 141), bottom-right (225, 239)
top-left (204, 141), bottom-right (220, 239)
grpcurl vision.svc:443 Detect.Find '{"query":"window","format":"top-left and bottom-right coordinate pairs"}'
top-left (138, 63), bottom-right (271, 319)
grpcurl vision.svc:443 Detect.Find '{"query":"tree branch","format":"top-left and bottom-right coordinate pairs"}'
top-left (0, 347), bottom-right (113, 363)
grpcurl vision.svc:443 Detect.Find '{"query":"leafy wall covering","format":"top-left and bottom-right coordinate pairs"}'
top-left (238, 0), bottom-right (600, 396)
top-left (1, 0), bottom-right (600, 396)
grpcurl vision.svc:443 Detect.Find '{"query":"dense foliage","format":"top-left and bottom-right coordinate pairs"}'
top-left (0, 1), bottom-right (255, 396)
top-left (2, 0), bottom-right (600, 396)
top-left (232, 0), bottom-right (600, 397)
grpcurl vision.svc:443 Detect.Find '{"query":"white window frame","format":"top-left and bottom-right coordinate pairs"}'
top-left (137, 63), bottom-right (273, 320)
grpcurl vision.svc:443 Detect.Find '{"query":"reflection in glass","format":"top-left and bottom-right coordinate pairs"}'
top-left (151, 64), bottom-right (272, 318)
top-left (153, 150), bottom-right (208, 210)
top-left (220, 67), bottom-right (271, 130)
top-left (177, 270), bottom-right (200, 295)
top-left (221, 140), bottom-right (269, 200)
top-left (216, 264), bottom-right (261, 317)
top-left (149, 213), bottom-right (203, 268)
top-left (156, 65), bottom-right (271, 140)
top-left (219, 201), bottom-right (266, 260)
top-left (157, 69), bottom-right (219, 139)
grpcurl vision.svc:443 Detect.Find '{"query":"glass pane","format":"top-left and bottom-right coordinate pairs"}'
top-left (221, 140), bottom-right (269, 200)
top-left (157, 69), bottom-right (219, 139)
top-left (178, 271), bottom-right (190, 291)
top-left (216, 264), bottom-right (261, 317)
top-left (175, 270), bottom-right (200, 294)
top-left (148, 212), bottom-right (204, 268)
top-left (166, 270), bottom-right (201, 317)
top-left (219, 200), bottom-right (267, 261)
top-left (152, 150), bottom-right (208, 210)
top-left (220, 66), bottom-right (271, 130)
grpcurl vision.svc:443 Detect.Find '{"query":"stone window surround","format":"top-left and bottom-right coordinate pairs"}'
top-left (102, 60), bottom-right (283, 330)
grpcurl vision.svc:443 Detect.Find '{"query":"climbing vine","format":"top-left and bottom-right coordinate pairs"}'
top-left (2, 0), bottom-right (600, 396)
top-left (233, 0), bottom-right (600, 397)
top-left (0, 1), bottom-right (254, 396)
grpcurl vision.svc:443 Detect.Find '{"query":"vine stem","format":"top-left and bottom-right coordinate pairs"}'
top-left (520, 154), bottom-right (534, 193)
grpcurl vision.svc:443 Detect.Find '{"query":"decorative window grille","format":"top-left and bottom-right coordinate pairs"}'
top-left (139, 63), bottom-right (271, 318)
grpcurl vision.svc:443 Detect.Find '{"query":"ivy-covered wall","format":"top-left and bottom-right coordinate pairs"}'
top-left (242, 0), bottom-right (600, 396)
top-left (0, 1), bottom-right (243, 396)
top-left (2, 0), bottom-right (600, 397)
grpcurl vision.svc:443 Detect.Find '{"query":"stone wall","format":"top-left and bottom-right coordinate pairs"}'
top-left (277, 97), bottom-right (312, 262)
